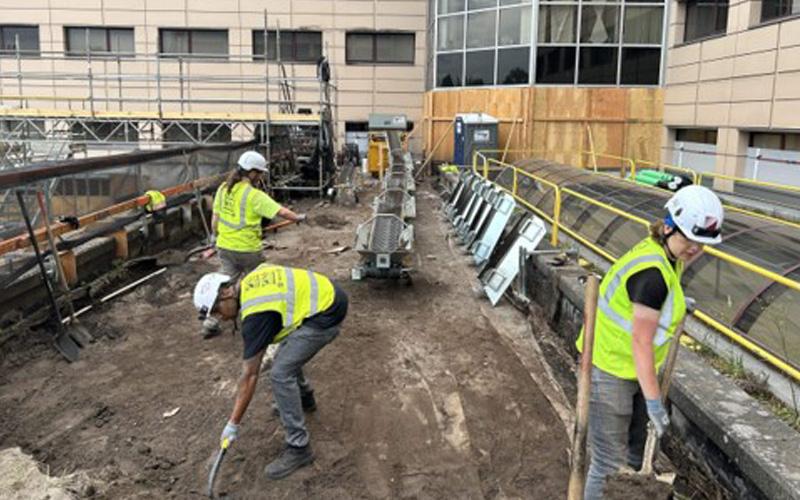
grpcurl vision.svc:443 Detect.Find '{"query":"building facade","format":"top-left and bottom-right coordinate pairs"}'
top-left (0, 0), bottom-right (428, 152)
top-left (662, 0), bottom-right (800, 185)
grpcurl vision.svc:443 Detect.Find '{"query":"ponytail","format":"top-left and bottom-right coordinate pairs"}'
top-left (649, 220), bottom-right (665, 242)
top-left (224, 168), bottom-right (246, 192)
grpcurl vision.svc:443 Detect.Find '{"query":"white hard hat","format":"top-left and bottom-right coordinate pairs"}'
top-left (664, 185), bottom-right (724, 245)
top-left (193, 272), bottom-right (232, 319)
top-left (238, 151), bottom-right (268, 172)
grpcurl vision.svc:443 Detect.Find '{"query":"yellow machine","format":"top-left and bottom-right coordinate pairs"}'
top-left (367, 133), bottom-right (389, 176)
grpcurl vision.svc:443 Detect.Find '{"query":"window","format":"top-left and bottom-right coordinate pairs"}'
top-left (159, 29), bottom-right (228, 58)
top-left (536, 46), bottom-right (576, 83)
top-left (623, 7), bottom-right (663, 44)
top-left (0, 25), bottom-right (40, 57)
top-left (580, 5), bottom-right (619, 44)
top-left (466, 11), bottom-right (496, 48)
top-left (538, 6), bottom-right (577, 44)
top-left (676, 128), bottom-right (718, 145)
top-left (684, 0), bottom-right (728, 42)
top-left (761, 0), bottom-right (800, 22)
top-left (497, 47), bottom-right (530, 84)
top-left (437, 53), bottom-right (463, 86)
top-left (346, 32), bottom-right (415, 64)
top-left (469, 0), bottom-right (497, 8)
top-left (578, 47), bottom-right (618, 84)
top-left (439, 0), bottom-right (465, 13)
top-left (252, 30), bottom-right (322, 62)
top-left (438, 16), bottom-right (464, 51)
top-left (70, 121), bottom-right (139, 143)
top-left (620, 48), bottom-right (661, 85)
top-left (750, 132), bottom-right (800, 151)
top-left (498, 6), bottom-right (531, 45)
top-left (65, 27), bottom-right (134, 57)
top-left (465, 50), bottom-right (494, 85)
top-left (55, 177), bottom-right (111, 197)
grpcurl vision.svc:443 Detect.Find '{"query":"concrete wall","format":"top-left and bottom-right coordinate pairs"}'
top-left (662, 0), bottom-right (800, 178)
top-left (0, 0), bottom-right (428, 152)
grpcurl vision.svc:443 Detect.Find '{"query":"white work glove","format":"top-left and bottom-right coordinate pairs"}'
top-left (645, 398), bottom-right (670, 438)
top-left (220, 421), bottom-right (239, 446)
top-left (209, 234), bottom-right (217, 247)
top-left (296, 214), bottom-right (308, 223)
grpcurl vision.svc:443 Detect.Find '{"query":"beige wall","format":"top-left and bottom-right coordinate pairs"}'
top-left (663, 0), bottom-right (800, 177)
top-left (0, 0), bottom-right (428, 152)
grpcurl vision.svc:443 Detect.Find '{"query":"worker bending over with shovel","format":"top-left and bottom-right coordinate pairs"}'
top-left (194, 264), bottom-right (348, 479)
top-left (577, 186), bottom-right (724, 499)
top-left (204, 151), bottom-right (307, 337)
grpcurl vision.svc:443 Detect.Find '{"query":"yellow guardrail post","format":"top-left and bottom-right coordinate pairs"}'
top-left (512, 168), bottom-right (518, 196)
top-left (552, 188), bottom-right (562, 246)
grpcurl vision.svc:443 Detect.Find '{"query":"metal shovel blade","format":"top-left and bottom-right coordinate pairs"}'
top-left (54, 328), bottom-right (81, 363)
top-left (207, 443), bottom-right (228, 498)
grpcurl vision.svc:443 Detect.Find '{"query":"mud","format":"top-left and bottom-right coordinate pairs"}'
top-left (0, 185), bottom-right (570, 498)
top-left (603, 473), bottom-right (672, 500)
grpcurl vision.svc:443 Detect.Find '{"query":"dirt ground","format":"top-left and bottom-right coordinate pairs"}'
top-left (0, 184), bottom-right (570, 499)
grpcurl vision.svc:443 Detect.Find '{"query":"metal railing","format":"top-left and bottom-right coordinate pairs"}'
top-left (472, 151), bottom-right (800, 383)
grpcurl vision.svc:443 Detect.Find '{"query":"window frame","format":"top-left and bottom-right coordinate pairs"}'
top-left (759, 0), bottom-right (800, 23)
top-left (64, 26), bottom-right (135, 58)
top-left (158, 28), bottom-right (229, 59)
top-left (0, 24), bottom-right (41, 58)
top-left (251, 29), bottom-right (322, 63)
top-left (683, 0), bottom-right (729, 44)
top-left (345, 31), bottom-right (416, 65)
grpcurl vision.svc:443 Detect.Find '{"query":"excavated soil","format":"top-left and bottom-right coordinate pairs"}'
top-left (603, 473), bottom-right (672, 500)
top-left (0, 185), bottom-right (570, 498)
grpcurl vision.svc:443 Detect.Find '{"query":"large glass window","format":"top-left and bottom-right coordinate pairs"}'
top-left (346, 32), bottom-right (415, 64)
top-left (467, 11), bottom-right (497, 48)
top-left (437, 53), bottom-right (464, 86)
top-left (761, 0), bottom-right (800, 22)
top-left (536, 46), bottom-right (576, 83)
top-left (497, 47), bottom-right (530, 84)
top-left (435, 0), bottom-right (664, 87)
top-left (159, 29), bottom-right (228, 58)
top-left (252, 30), bottom-right (322, 62)
top-left (538, 6), bottom-right (577, 43)
top-left (578, 47), bottom-right (618, 84)
top-left (65, 27), bottom-right (134, 57)
top-left (0, 25), bottom-right (40, 57)
top-left (498, 6), bottom-right (532, 45)
top-left (684, 0), bottom-right (728, 42)
top-left (465, 50), bottom-right (495, 85)
top-left (438, 16), bottom-right (465, 51)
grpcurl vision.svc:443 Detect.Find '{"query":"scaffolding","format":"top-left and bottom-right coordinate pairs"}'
top-left (0, 14), bottom-right (339, 200)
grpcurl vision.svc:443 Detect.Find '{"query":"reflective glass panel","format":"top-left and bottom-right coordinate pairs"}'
top-left (467, 11), bottom-right (497, 48)
top-left (465, 49), bottom-right (495, 85)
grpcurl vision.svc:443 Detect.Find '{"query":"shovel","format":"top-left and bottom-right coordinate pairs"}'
top-left (207, 437), bottom-right (231, 498)
top-left (567, 273), bottom-right (600, 500)
top-left (36, 191), bottom-right (92, 346)
top-left (16, 191), bottom-right (81, 362)
top-left (637, 298), bottom-right (695, 476)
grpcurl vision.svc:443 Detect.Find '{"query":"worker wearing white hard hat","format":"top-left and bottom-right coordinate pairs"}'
top-left (194, 264), bottom-right (348, 479)
top-left (576, 185), bottom-right (724, 499)
top-left (204, 151), bottom-right (307, 337)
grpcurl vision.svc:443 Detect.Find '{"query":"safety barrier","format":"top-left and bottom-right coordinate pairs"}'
top-left (471, 151), bottom-right (800, 383)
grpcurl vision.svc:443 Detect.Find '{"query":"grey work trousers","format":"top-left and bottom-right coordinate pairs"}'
top-left (584, 366), bottom-right (648, 500)
top-left (271, 323), bottom-right (340, 447)
top-left (217, 248), bottom-right (263, 277)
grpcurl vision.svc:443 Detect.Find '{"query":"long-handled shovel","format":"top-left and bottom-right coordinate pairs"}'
top-left (567, 273), bottom-right (600, 500)
top-left (16, 191), bottom-right (81, 362)
top-left (207, 437), bottom-right (231, 498)
top-left (637, 299), bottom-right (696, 476)
top-left (35, 191), bottom-right (92, 346)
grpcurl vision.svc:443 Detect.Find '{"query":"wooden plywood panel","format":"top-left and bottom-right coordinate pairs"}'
top-left (627, 88), bottom-right (664, 122)
top-left (625, 123), bottom-right (662, 162)
top-left (589, 88), bottom-right (627, 120)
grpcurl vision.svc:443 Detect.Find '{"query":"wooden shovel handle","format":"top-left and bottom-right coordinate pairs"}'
top-left (567, 274), bottom-right (600, 500)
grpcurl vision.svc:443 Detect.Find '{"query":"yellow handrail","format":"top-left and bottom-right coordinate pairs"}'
top-left (469, 155), bottom-right (800, 382)
top-left (698, 170), bottom-right (800, 194)
top-left (581, 150), bottom-right (637, 178)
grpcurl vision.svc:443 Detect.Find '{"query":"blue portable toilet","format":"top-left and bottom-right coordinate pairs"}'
top-left (453, 113), bottom-right (499, 166)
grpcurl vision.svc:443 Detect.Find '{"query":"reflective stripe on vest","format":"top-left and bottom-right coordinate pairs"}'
top-left (597, 254), bottom-right (675, 347)
top-left (218, 185), bottom-right (253, 230)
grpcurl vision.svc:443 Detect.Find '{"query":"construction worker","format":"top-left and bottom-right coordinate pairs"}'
top-left (193, 264), bottom-right (348, 479)
top-left (204, 151), bottom-right (306, 337)
top-left (577, 185), bottom-right (724, 499)
top-left (143, 189), bottom-right (166, 214)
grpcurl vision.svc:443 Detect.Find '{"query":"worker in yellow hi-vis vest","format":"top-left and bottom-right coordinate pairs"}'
top-left (193, 264), bottom-right (348, 480)
top-left (577, 185), bottom-right (724, 500)
top-left (204, 151), bottom-right (306, 337)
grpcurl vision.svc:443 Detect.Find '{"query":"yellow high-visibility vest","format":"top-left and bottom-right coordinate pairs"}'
top-left (144, 190), bottom-right (166, 212)
top-left (214, 181), bottom-right (262, 252)
top-left (577, 237), bottom-right (686, 380)
top-left (240, 264), bottom-right (336, 343)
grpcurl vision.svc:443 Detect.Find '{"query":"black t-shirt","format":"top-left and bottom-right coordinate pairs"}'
top-left (240, 282), bottom-right (348, 360)
top-left (625, 256), bottom-right (676, 311)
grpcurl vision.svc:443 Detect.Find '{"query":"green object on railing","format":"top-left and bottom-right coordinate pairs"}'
top-left (635, 169), bottom-right (674, 186)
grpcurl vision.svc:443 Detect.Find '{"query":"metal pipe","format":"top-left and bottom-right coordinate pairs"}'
top-left (264, 9), bottom-right (272, 190)
top-left (0, 140), bottom-right (255, 191)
